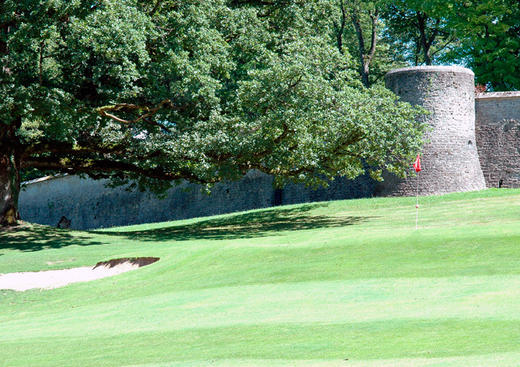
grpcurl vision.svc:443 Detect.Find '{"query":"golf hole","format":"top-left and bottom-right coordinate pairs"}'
top-left (0, 257), bottom-right (160, 292)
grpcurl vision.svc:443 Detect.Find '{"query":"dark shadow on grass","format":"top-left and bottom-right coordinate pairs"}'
top-left (0, 225), bottom-right (103, 252)
top-left (94, 203), bottom-right (371, 242)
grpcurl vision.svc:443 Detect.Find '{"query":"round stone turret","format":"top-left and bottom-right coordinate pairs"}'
top-left (378, 65), bottom-right (486, 196)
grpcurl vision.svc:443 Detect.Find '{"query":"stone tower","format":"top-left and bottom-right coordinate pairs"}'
top-left (377, 65), bottom-right (486, 196)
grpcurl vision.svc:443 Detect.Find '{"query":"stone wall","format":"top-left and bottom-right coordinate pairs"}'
top-left (378, 66), bottom-right (486, 196)
top-left (17, 67), bottom-right (520, 230)
top-left (19, 172), bottom-right (374, 230)
top-left (475, 92), bottom-right (520, 188)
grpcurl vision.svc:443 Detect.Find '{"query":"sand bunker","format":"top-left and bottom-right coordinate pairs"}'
top-left (0, 257), bottom-right (159, 292)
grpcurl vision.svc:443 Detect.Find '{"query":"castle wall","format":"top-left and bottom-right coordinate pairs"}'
top-left (379, 66), bottom-right (486, 196)
top-left (475, 92), bottom-right (520, 188)
top-left (18, 172), bottom-right (374, 230)
top-left (18, 67), bottom-right (520, 230)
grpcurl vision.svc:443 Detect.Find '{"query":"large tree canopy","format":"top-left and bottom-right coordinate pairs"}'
top-left (0, 0), bottom-right (425, 226)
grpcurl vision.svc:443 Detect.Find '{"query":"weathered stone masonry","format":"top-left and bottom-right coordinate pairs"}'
top-left (379, 66), bottom-right (486, 196)
top-left (19, 171), bottom-right (374, 230)
top-left (18, 66), bottom-right (520, 230)
top-left (475, 92), bottom-right (520, 188)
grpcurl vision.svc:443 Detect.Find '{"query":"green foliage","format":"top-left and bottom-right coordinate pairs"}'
top-left (381, 0), bottom-right (458, 66)
top-left (379, 0), bottom-right (519, 90)
top-left (331, 0), bottom-right (407, 87)
top-left (446, 0), bottom-right (520, 90)
top-left (1, 0), bottom-right (426, 198)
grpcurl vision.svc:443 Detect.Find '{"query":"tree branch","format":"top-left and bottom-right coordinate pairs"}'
top-left (368, 9), bottom-right (379, 63)
top-left (351, 6), bottom-right (372, 87)
top-left (23, 140), bottom-right (131, 157)
top-left (38, 40), bottom-right (44, 85)
top-left (97, 99), bottom-right (174, 132)
top-left (335, 0), bottom-right (347, 54)
top-left (22, 156), bottom-right (218, 185)
top-left (149, 0), bottom-right (162, 15)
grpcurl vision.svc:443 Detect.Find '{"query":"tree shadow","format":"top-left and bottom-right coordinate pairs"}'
top-left (95, 203), bottom-right (371, 242)
top-left (0, 225), bottom-right (103, 252)
top-left (1, 203), bottom-right (372, 251)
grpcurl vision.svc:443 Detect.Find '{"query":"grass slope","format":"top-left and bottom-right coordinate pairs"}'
top-left (1, 189), bottom-right (520, 366)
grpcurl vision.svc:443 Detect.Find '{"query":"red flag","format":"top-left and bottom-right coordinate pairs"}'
top-left (413, 154), bottom-right (421, 172)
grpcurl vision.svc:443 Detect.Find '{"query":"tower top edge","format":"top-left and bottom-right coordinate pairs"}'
top-left (476, 91), bottom-right (520, 100)
top-left (386, 65), bottom-right (474, 77)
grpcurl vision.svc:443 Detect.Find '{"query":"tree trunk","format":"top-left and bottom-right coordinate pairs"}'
top-left (351, 6), bottom-right (378, 88)
top-left (0, 150), bottom-right (21, 227)
top-left (360, 63), bottom-right (370, 88)
top-left (417, 12), bottom-right (433, 65)
top-left (422, 43), bottom-right (432, 65)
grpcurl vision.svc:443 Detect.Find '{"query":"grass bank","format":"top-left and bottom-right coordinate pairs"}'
top-left (1, 189), bottom-right (520, 366)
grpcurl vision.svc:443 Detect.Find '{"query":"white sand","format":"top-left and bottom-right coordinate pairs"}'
top-left (0, 262), bottom-right (140, 291)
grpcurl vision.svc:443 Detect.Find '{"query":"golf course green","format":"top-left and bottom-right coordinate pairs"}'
top-left (1, 189), bottom-right (520, 366)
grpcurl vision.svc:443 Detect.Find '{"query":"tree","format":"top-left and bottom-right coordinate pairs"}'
top-left (446, 0), bottom-right (520, 90)
top-left (333, 0), bottom-right (380, 87)
top-left (332, 0), bottom-right (404, 87)
top-left (382, 0), bottom-right (457, 66)
top-left (0, 0), bottom-right (425, 226)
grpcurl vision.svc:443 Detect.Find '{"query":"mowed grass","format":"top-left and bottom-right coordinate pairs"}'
top-left (1, 188), bottom-right (520, 366)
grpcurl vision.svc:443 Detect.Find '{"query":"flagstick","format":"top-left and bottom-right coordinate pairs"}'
top-left (413, 153), bottom-right (421, 230)
top-left (415, 171), bottom-right (419, 230)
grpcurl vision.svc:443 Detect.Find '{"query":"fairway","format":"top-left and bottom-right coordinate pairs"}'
top-left (1, 189), bottom-right (520, 366)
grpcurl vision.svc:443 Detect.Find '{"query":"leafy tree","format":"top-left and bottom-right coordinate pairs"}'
top-left (0, 0), bottom-right (425, 226)
top-left (332, 0), bottom-right (405, 87)
top-left (382, 0), bottom-right (458, 65)
top-left (380, 0), bottom-right (519, 89)
top-left (447, 0), bottom-right (520, 90)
